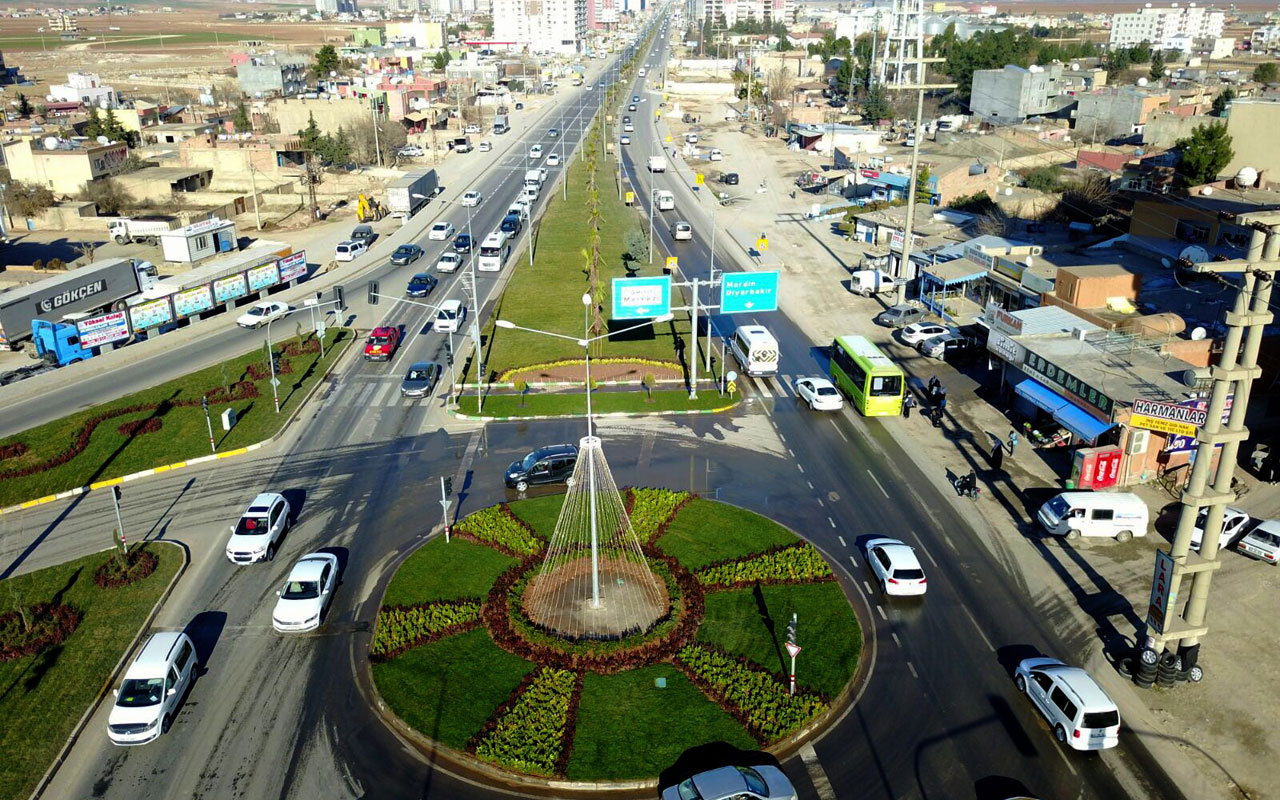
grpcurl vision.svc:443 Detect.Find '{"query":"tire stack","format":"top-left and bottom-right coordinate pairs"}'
top-left (1157, 651), bottom-right (1181, 688)
top-left (1134, 647), bottom-right (1160, 689)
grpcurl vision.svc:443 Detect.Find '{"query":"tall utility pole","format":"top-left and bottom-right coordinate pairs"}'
top-left (1142, 219), bottom-right (1277, 681)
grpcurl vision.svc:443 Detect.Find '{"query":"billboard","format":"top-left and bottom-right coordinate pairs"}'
top-left (76, 310), bottom-right (130, 348)
top-left (278, 251), bottom-right (308, 282)
top-left (128, 297), bottom-right (173, 331)
top-left (1165, 396), bottom-right (1233, 453)
top-left (173, 285), bottom-right (214, 319)
top-left (213, 274), bottom-right (249, 305)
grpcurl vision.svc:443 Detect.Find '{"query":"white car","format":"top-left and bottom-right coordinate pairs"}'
top-left (235, 300), bottom-right (290, 329)
top-left (464, 123), bottom-right (481, 134)
top-left (865, 537), bottom-right (927, 596)
top-left (272, 552), bottom-right (339, 632)
top-left (397, 145), bottom-right (424, 157)
top-left (1236, 519), bottom-right (1280, 565)
top-left (334, 239), bottom-right (367, 262)
top-left (709, 148), bottom-right (723, 161)
top-left (434, 299), bottom-right (467, 332)
top-left (461, 190), bottom-right (483, 207)
top-left (1191, 506), bottom-right (1253, 551)
top-left (899, 322), bottom-right (953, 346)
top-left (795, 377), bottom-right (843, 411)
top-left (620, 134), bottom-right (632, 145)
top-left (225, 493), bottom-right (291, 564)
top-left (428, 222), bottom-right (456, 241)
top-left (106, 632), bottom-right (197, 746)
top-left (1015, 657), bottom-right (1121, 751)
top-left (478, 141), bottom-right (492, 152)
top-left (436, 252), bottom-right (463, 273)
top-left (585, 83), bottom-right (593, 90)
top-left (528, 145), bottom-right (543, 159)
top-left (547, 153), bottom-right (562, 166)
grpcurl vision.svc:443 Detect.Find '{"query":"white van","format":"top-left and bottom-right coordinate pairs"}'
top-left (478, 231), bottom-right (511, 271)
top-left (1015, 657), bottom-right (1121, 751)
top-left (524, 168), bottom-right (543, 188)
top-left (334, 240), bottom-right (367, 262)
top-left (107, 632), bottom-right (198, 746)
top-left (1037, 492), bottom-right (1149, 542)
top-left (434, 299), bottom-right (467, 332)
top-left (656, 190), bottom-right (675, 211)
top-left (729, 325), bottom-right (779, 377)
top-left (671, 221), bottom-right (692, 240)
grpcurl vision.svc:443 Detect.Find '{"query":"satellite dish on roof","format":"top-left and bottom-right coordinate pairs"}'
top-left (1191, 326), bottom-right (1208, 340)
top-left (1200, 186), bottom-right (1214, 196)
top-left (1137, 77), bottom-right (1149, 86)
top-left (1180, 244), bottom-right (1210, 263)
top-left (1236, 166), bottom-right (1258, 187)
top-left (96, 135), bottom-right (109, 144)
top-left (42, 136), bottom-right (59, 150)
top-left (1071, 63), bottom-right (1080, 71)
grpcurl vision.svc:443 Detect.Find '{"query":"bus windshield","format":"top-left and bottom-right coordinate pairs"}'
top-left (870, 374), bottom-right (902, 396)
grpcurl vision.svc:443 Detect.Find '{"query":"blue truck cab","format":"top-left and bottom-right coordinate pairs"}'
top-left (31, 319), bottom-right (97, 366)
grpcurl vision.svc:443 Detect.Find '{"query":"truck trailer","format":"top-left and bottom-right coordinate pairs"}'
top-left (0, 258), bottom-right (158, 350)
top-left (109, 217), bottom-right (181, 245)
top-left (386, 171), bottom-right (440, 218)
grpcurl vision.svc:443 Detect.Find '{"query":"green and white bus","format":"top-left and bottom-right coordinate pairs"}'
top-left (829, 335), bottom-right (905, 417)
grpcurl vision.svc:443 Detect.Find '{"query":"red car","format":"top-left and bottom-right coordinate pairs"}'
top-left (364, 326), bottom-right (400, 361)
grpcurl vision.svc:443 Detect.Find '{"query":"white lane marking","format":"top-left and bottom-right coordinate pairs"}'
top-left (863, 580), bottom-right (872, 594)
top-left (754, 377), bottom-right (774, 399)
top-left (798, 743), bottom-right (837, 800)
top-left (807, 480), bottom-right (814, 489)
top-left (876, 605), bottom-right (887, 621)
top-left (829, 418), bottom-right (848, 442)
top-left (778, 433), bottom-right (786, 443)
top-left (352, 382), bottom-right (376, 407)
top-left (849, 554), bottom-right (859, 568)
top-left (797, 463), bottom-right (805, 474)
top-left (891, 632), bottom-right (901, 647)
top-left (837, 535), bottom-right (847, 548)
top-left (942, 532), bottom-right (958, 552)
top-left (908, 661), bottom-right (919, 679)
top-left (865, 469), bottom-right (890, 499)
top-left (912, 536), bottom-right (940, 568)
top-left (959, 604), bottom-right (997, 652)
top-left (827, 517), bottom-right (835, 528)
top-left (816, 498), bottom-right (824, 508)
top-left (787, 447), bottom-right (795, 457)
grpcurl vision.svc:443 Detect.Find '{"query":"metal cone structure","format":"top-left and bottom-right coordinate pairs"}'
top-left (522, 435), bottom-right (668, 641)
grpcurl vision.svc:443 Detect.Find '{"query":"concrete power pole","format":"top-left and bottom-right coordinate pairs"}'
top-left (1141, 218), bottom-right (1277, 682)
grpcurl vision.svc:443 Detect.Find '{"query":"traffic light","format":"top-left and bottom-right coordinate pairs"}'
top-left (112, 485), bottom-right (122, 503)
top-left (333, 285), bottom-right (346, 312)
top-left (444, 477), bottom-right (454, 497)
top-left (201, 396), bottom-right (209, 411)
top-left (786, 614), bottom-right (797, 645)
top-left (367, 280), bottom-right (379, 306)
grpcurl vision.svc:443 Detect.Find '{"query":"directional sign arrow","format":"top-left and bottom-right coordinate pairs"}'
top-left (635, 307), bottom-right (650, 314)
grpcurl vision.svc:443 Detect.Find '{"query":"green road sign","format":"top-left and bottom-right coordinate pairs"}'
top-left (612, 276), bottom-right (672, 320)
top-left (721, 271), bottom-right (779, 314)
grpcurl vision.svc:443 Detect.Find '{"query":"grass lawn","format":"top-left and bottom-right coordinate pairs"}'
top-left (0, 543), bottom-right (181, 800)
top-left (657, 499), bottom-right (800, 570)
top-left (697, 583), bottom-right (861, 698)
top-left (372, 628), bottom-right (533, 750)
top-left (459, 389), bottom-right (736, 417)
top-left (505, 495), bottom-right (566, 540)
top-left (567, 665), bottom-right (756, 781)
top-left (382, 538), bottom-right (517, 606)
top-left (0, 329), bottom-right (351, 508)
top-left (473, 150), bottom-right (694, 379)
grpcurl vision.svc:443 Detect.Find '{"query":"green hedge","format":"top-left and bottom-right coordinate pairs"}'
top-left (371, 601), bottom-right (481, 661)
top-left (696, 543), bottom-right (833, 588)
top-left (455, 504), bottom-right (543, 556)
top-left (675, 643), bottom-right (828, 743)
top-left (472, 667), bottom-right (579, 776)
top-left (627, 488), bottom-right (691, 543)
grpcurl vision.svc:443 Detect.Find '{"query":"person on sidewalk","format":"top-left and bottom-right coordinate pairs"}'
top-left (1008, 431), bottom-right (1019, 455)
top-left (928, 376), bottom-right (941, 396)
top-left (991, 438), bottom-right (1004, 470)
top-left (903, 394), bottom-right (916, 418)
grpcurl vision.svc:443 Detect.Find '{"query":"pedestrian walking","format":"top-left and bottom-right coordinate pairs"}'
top-left (931, 405), bottom-right (942, 428)
top-left (992, 439), bottom-right (1004, 469)
top-left (903, 394), bottom-right (916, 418)
top-left (1008, 431), bottom-right (1019, 455)
top-left (928, 376), bottom-right (941, 394)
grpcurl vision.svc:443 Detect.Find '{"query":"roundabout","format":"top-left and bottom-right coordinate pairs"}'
top-left (368, 476), bottom-right (863, 784)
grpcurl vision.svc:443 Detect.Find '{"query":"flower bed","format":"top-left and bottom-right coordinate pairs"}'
top-left (371, 601), bottom-right (482, 662)
top-left (116, 418), bottom-right (163, 437)
top-left (674, 642), bottom-right (829, 744)
top-left (0, 443), bottom-right (28, 461)
top-left (470, 667), bottom-right (580, 776)
top-left (696, 543), bottom-right (834, 589)
top-left (454, 504), bottom-right (543, 557)
top-left (0, 604), bottom-right (81, 662)
top-left (625, 488), bottom-right (693, 543)
top-left (284, 339), bottom-right (322, 356)
top-left (498, 357), bottom-right (683, 384)
top-left (92, 550), bottom-right (159, 589)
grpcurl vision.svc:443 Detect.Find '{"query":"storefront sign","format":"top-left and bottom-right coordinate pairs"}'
top-left (992, 306), bottom-right (1024, 335)
top-left (173, 285), bottom-right (215, 319)
top-left (128, 297), bottom-right (173, 331)
top-left (1131, 397), bottom-right (1205, 438)
top-left (182, 217), bottom-right (229, 237)
top-left (965, 243), bottom-right (994, 270)
top-left (1165, 396), bottom-right (1233, 453)
top-left (213, 274), bottom-right (248, 304)
top-left (986, 329), bottom-right (1025, 365)
top-left (246, 262), bottom-right (280, 293)
top-left (76, 310), bottom-right (130, 348)
top-left (859, 168), bottom-right (880, 179)
top-left (1022, 350), bottom-right (1113, 416)
top-left (994, 255), bottom-right (1025, 282)
top-left (889, 230), bottom-right (920, 252)
top-left (277, 251), bottom-right (308, 282)
top-left (1146, 550), bottom-right (1177, 636)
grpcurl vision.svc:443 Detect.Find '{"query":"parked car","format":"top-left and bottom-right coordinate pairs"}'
top-left (397, 145), bottom-right (424, 157)
top-left (875, 304), bottom-right (927, 328)
top-left (107, 632), bottom-right (198, 746)
top-left (436, 252), bottom-right (463, 273)
top-left (428, 222), bottom-right (456, 241)
top-left (363, 326), bottom-right (400, 361)
top-left (795, 377), bottom-right (843, 411)
top-left (1015, 657), bottom-right (1121, 750)
top-left (464, 124), bottom-right (481, 134)
top-left (350, 224), bottom-right (375, 244)
top-left (235, 300), bottom-right (290, 329)
top-left (391, 243), bottom-right (423, 265)
top-left (547, 153), bottom-right (562, 166)
top-left (660, 765), bottom-right (797, 800)
top-left (709, 148), bottom-right (723, 161)
top-left (865, 537), bottom-right (927, 596)
top-left (461, 190), bottom-right (483, 207)
top-left (400, 361), bottom-right (441, 398)
top-left (405, 272), bottom-right (438, 297)
top-left (505, 443), bottom-right (579, 492)
top-left (453, 233), bottom-right (473, 253)
top-left (920, 332), bottom-right (980, 362)
top-left (721, 172), bottom-right (739, 185)
top-left (1236, 519), bottom-right (1280, 565)
top-left (1191, 506), bottom-right (1253, 551)
top-left (225, 493), bottom-right (292, 564)
top-left (272, 553), bottom-right (339, 632)
top-left (899, 322), bottom-right (953, 346)
top-left (335, 239), bottom-right (367, 262)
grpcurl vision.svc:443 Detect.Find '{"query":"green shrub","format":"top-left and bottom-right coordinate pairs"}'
top-left (472, 667), bottom-right (578, 775)
top-left (696, 543), bottom-right (833, 588)
top-left (627, 488), bottom-right (691, 543)
top-left (455, 504), bottom-right (543, 556)
top-left (371, 601), bottom-right (481, 661)
top-left (675, 643), bottom-right (827, 743)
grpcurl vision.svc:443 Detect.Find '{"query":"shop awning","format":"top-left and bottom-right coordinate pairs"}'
top-left (1014, 379), bottom-right (1114, 443)
top-left (1014, 379), bottom-right (1067, 414)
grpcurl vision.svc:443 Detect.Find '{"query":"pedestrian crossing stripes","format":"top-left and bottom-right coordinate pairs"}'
top-left (323, 379), bottom-right (445, 410)
top-left (742, 374), bottom-right (797, 399)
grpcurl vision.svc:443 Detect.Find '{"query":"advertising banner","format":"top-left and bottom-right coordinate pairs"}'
top-left (246, 262), bottom-right (280, 293)
top-left (173, 285), bottom-right (215, 319)
top-left (278, 251), bottom-right (308, 282)
top-left (128, 297), bottom-right (173, 331)
top-left (1165, 396), bottom-right (1233, 453)
top-left (76, 310), bottom-right (130, 348)
top-left (1146, 550), bottom-right (1177, 635)
top-left (213, 274), bottom-right (248, 305)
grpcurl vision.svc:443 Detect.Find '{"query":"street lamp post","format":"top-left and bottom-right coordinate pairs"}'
top-left (265, 312), bottom-right (292, 414)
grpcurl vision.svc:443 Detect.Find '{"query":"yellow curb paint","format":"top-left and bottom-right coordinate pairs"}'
top-left (20, 499), bottom-right (41, 509)
top-left (170, 462), bottom-right (186, 469)
top-left (36, 494), bottom-right (57, 505)
top-left (90, 477), bottom-right (124, 490)
top-left (153, 465), bottom-right (171, 474)
top-left (218, 448), bottom-right (248, 458)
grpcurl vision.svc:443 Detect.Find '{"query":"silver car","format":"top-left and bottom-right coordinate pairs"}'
top-left (400, 362), bottom-right (441, 398)
top-left (661, 765), bottom-right (796, 800)
top-left (875, 304), bottom-right (927, 328)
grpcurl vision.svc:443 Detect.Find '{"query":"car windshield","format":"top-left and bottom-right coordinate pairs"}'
top-left (870, 375), bottom-right (902, 397)
top-left (816, 386), bottom-right (839, 397)
top-left (397, 247), bottom-right (416, 256)
top-left (116, 677), bottom-right (165, 707)
top-left (235, 516), bottom-right (269, 536)
top-left (433, 225), bottom-right (447, 232)
top-left (407, 368), bottom-right (431, 381)
top-left (894, 568), bottom-right (925, 580)
top-left (410, 276), bottom-right (431, 286)
top-left (1251, 531), bottom-right (1280, 547)
top-left (368, 335), bottom-right (390, 345)
top-left (1082, 710), bottom-right (1120, 729)
top-left (520, 452), bottom-right (540, 471)
top-left (737, 767), bottom-right (768, 794)
top-left (247, 307), bottom-right (267, 317)
top-left (1046, 496), bottom-right (1070, 517)
top-left (281, 579), bottom-right (320, 600)
top-left (439, 309), bottom-right (457, 320)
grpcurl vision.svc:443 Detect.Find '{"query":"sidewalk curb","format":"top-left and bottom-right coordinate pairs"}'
top-left (447, 401), bottom-right (739, 422)
top-left (28, 540), bottom-right (190, 800)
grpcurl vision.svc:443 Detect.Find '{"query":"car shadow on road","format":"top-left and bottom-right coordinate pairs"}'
top-left (184, 610), bottom-right (227, 678)
top-left (280, 488), bottom-right (308, 525)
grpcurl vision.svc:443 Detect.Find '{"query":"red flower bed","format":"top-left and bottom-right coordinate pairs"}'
top-left (93, 549), bottom-right (159, 588)
top-left (0, 442), bottom-right (28, 461)
top-left (246, 358), bottom-right (293, 381)
top-left (0, 603), bottom-right (80, 662)
top-left (284, 338), bottom-right (321, 356)
top-left (117, 418), bottom-right (163, 437)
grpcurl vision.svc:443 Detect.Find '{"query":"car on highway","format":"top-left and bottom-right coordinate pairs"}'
top-left (391, 244), bottom-right (424, 266)
top-left (1236, 519), bottom-right (1280, 565)
top-left (235, 300), bottom-right (290, 329)
top-left (436, 252), bottom-right (463, 273)
top-left (434, 299), bottom-right (467, 332)
top-left (865, 537), bottom-right (927, 596)
top-left (461, 190), bottom-right (483, 207)
top-left (405, 272), bottom-right (439, 297)
top-left (899, 322), bottom-right (952, 346)
top-left (529, 144), bottom-right (543, 159)
top-left (1191, 506), bottom-right (1253, 551)
top-left (428, 222), bottom-right (456, 241)
top-left (1015, 657), bottom-right (1121, 750)
top-left (107, 632), bottom-right (198, 746)
top-left (334, 239), bottom-right (367, 262)
top-left (620, 134), bottom-right (631, 145)
top-left (547, 152), bottom-right (561, 166)
top-left (672, 221), bottom-right (693, 241)
top-left (272, 552), bottom-right (340, 633)
top-left (585, 83), bottom-right (593, 90)
top-left (795, 377), bottom-right (843, 411)
top-left (629, 103), bottom-right (637, 111)
top-left (363, 326), bottom-right (400, 361)
top-left (500, 212), bottom-right (523, 235)
top-left (721, 172), bottom-right (739, 185)
top-left (632, 94), bottom-right (640, 102)
top-left (659, 765), bottom-right (797, 800)
top-left (479, 140), bottom-right (492, 152)
top-left (401, 361), bottom-right (441, 398)
top-left (623, 121), bottom-right (634, 132)
top-left (875, 304), bottom-right (927, 328)
top-left (453, 233), bottom-right (473, 253)
top-left (225, 493), bottom-right (291, 564)
top-left (548, 127), bottom-right (559, 137)
top-left (505, 443), bottom-right (579, 492)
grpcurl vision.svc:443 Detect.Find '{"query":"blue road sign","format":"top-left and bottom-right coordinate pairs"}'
top-left (720, 271), bottom-right (779, 314)
top-left (612, 276), bottom-right (672, 320)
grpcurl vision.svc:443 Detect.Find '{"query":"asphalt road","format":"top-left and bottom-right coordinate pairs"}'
top-left (6, 16), bottom-right (1184, 800)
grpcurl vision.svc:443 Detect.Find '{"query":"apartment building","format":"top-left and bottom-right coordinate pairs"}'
top-left (1108, 3), bottom-right (1225, 50)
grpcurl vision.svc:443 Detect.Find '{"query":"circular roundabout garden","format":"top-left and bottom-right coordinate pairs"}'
top-left (369, 489), bottom-right (862, 783)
